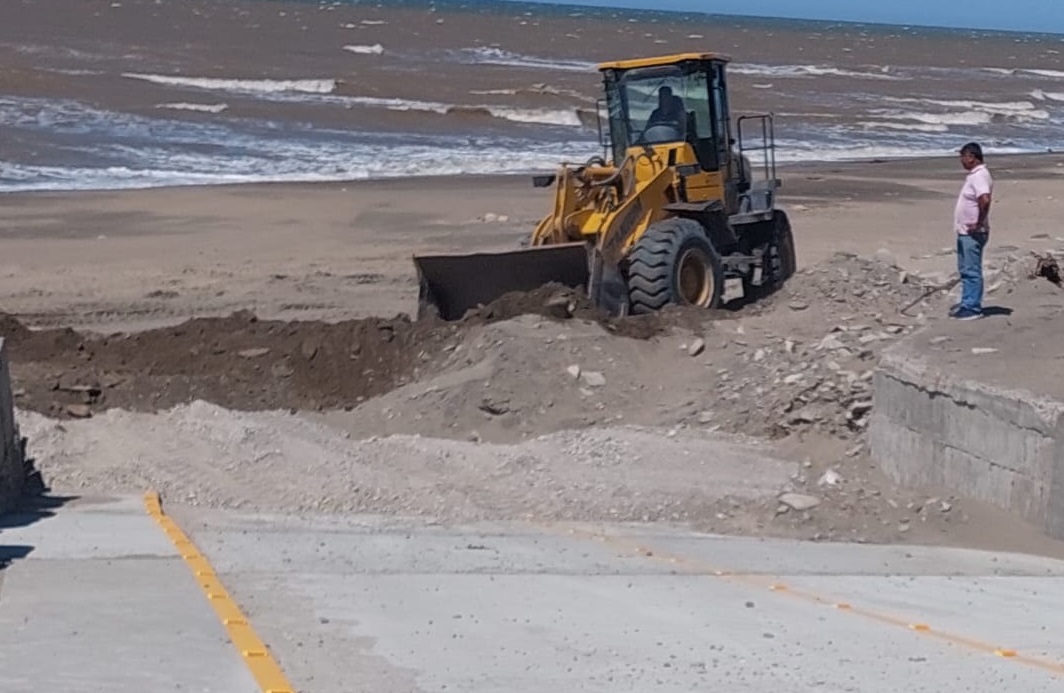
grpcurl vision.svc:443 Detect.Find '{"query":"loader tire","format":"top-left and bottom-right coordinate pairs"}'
top-left (771, 209), bottom-right (797, 286)
top-left (627, 218), bottom-right (724, 314)
top-left (744, 210), bottom-right (796, 301)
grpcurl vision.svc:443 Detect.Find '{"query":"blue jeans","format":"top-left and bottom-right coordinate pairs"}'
top-left (957, 232), bottom-right (988, 312)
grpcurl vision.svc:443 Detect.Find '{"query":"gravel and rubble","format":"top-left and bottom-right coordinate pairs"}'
top-left (17, 399), bottom-right (983, 547)
top-left (707, 247), bottom-right (1034, 442)
top-left (325, 252), bottom-right (969, 447)
top-left (18, 401), bottom-right (798, 524)
top-left (6, 249), bottom-right (1060, 549)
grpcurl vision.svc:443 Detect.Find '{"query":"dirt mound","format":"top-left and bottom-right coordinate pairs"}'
top-left (0, 314), bottom-right (32, 342)
top-left (4, 310), bottom-right (459, 417)
top-left (443, 281), bottom-right (713, 340)
top-left (1, 284), bottom-right (704, 418)
top-left (309, 253), bottom-right (942, 447)
top-left (318, 250), bottom-right (1052, 448)
top-left (316, 313), bottom-right (710, 445)
top-left (4, 250), bottom-right (1045, 426)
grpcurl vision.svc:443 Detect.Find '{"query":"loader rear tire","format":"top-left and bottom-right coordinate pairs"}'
top-left (627, 218), bottom-right (724, 314)
top-left (771, 209), bottom-right (797, 286)
top-left (742, 210), bottom-right (796, 301)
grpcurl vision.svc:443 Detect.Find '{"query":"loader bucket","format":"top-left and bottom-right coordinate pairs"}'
top-left (413, 242), bottom-right (591, 321)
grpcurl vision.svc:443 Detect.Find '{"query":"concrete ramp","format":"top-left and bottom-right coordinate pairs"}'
top-left (0, 496), bottom-right (260, 693)
top-left (179, 508), bottom-right (1064, 692)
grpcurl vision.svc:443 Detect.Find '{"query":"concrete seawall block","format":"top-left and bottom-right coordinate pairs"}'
top-left (0, 338), bottom-right (25, 513)
top-left (870, 335), bottom-right (1064, 539)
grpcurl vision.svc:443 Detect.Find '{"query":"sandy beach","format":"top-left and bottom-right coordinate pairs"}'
top-left (3, 153), bottom-right (1063, 330)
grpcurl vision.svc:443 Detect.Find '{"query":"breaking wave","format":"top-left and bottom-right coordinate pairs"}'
top-left (342, 44), bottom-right (384, 55)
top-left (774, 140), bottom-right (1032, 164)
top-left (155, 102), bottom-right (229, 114)
top-left (330, 95), bottom-right (591, 128)
top-left (122, 73), bottom-right (338, 95)
top-left (446, 47), bottom-right (596, 73)
top-left (1032, 89), bottom-right (1064, 102)
top-left (483, 106), bottom-right (588, 128)
top-left (874, 111), bottom-right (994, 126)
top-left (1025, 68), bottom-right (1064, 79)
top-left (0, 97), bottom-right (595, 193)
top-left (873, 97), bottom-right (1052, 126)
top-left (983, 67), bottom-right (1064, 79)
top-left (338, 95), bottom-right (449, 114)
top-left (730, 63), bottom-right (905, 81)
top-left (121, 73), bottom-right (594, 129)
top-left (859, 121), bottom-right (949, 133)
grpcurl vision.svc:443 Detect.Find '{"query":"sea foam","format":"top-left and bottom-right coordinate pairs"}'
top-left (448, 47), bottom-right (596, 73)
top-left (122, 73), bottom-right (337, 94)
top-left (155, 102), bottom-right (229, 113)
top-left (730, 63), bottom-right (906, 81)
top-left (342, 44), bottom-right (384, 55)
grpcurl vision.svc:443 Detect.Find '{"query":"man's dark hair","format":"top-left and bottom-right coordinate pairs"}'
top-left (960, 142), bottom-right (984, 161)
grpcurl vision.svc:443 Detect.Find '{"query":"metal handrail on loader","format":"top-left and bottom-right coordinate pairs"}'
top-left (736, 114), bottom-right (779, 219)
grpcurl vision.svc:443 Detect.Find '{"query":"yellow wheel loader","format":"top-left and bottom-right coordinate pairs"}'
top-left (413, 52), bottom-right (797, 320)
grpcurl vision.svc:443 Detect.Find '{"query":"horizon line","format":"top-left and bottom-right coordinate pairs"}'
top-left (498, 0), bottom-right (1064, 37)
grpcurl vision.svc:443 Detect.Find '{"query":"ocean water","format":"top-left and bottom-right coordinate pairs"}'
top-left (1, 0), bottom-right (1063, 192)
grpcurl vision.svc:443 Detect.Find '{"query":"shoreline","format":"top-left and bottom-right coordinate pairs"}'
top-left (4, 150), bottom-right (1061, 199)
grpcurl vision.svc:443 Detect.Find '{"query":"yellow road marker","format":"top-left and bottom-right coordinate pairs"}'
top-left (550, 523), bottom-right (1064, 679)
top-left (144, 492), bottom-right (297, 693)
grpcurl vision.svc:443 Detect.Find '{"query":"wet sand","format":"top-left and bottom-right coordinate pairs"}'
top-left (3, 153), bottom-right (1063, 331)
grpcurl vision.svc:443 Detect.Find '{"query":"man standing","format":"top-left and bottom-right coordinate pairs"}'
top-left (952, 142), bottom-right (993, 320)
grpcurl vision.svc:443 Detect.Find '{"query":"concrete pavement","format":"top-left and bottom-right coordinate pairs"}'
top-left (177, 508), bottom-right (1064, 693)
top-left (4, 494), bottom-right (1064, 692)
top-left (0, 495), bottom-right (259, 693)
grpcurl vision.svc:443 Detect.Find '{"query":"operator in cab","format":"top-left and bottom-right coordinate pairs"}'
top-left (646, 86), bottom-right (687, 136)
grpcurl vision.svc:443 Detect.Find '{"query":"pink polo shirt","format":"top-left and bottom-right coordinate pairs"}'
top-left (954, 163), bottom-right (993, 235)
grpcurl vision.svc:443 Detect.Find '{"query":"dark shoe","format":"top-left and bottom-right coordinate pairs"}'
top-left (948, 302), bottom-right (961, 316)
top-left (953, 308), bottom-right (983, 320)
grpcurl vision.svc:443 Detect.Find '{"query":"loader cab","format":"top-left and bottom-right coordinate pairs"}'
top-left (600, 54), bottom-right (734, 178)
